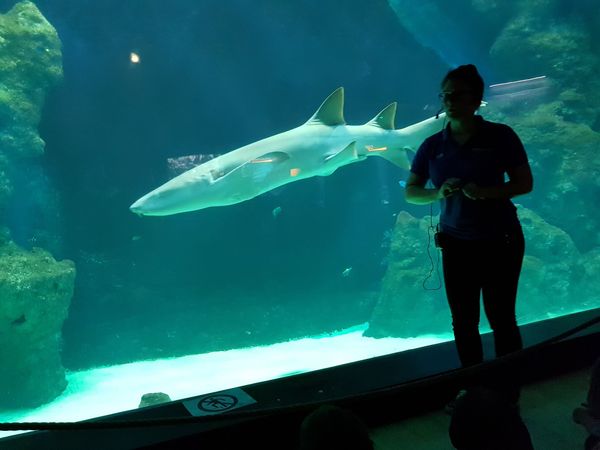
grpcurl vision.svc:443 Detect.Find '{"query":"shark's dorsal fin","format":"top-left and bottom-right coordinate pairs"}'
top-left (305, 87), bottom-right (345, 126)
top-left (367, 103), bottom-right (397, 130)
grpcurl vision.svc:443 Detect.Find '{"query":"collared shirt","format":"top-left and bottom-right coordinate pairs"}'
top-left (410, 116), bottom-right (528, 240)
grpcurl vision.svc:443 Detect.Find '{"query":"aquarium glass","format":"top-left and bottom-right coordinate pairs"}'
top-left (0, 0), bottom-right (599, 433)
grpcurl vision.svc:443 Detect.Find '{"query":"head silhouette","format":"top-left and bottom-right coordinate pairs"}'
top-left (298, 404), bottom-right (374, 450)
top-left (449, 386), bottom-right (533, 450)
top-left (441, 64), bottom-right (484, 104)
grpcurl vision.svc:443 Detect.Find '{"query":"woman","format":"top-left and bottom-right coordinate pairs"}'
top-left (404, 65), bottom-right (533, 395)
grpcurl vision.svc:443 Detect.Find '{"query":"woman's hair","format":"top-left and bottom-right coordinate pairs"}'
top-left (442, 64), bottom-right (484, 103)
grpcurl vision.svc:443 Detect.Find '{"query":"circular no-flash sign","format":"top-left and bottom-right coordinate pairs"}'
top-left (197, 394), bottom-right (239, 412)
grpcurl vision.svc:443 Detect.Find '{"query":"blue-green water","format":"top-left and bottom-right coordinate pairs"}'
top-left (0, 0), bottom-right (598, 418)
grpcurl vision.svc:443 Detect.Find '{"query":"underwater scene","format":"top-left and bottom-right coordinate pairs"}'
top-left (1, 0), bottom-right (599, 434)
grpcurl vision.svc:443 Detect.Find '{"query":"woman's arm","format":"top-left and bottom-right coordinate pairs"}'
top-left (462, 163), bottom-right (533, 200)
top-left (405, 172), bottom-right (460, 205)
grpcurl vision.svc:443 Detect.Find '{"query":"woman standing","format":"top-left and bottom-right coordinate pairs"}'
top-left (405, 65), bottom-right (533, 399)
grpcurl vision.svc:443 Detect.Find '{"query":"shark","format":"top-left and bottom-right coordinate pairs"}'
top-left (129, 87), bottom-right (446, 216)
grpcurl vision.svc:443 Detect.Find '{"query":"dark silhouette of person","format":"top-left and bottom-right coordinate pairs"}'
top-left (449, 386), bottom-right (534, 450)
top-left (298, 404), bottom-right (375, 450)
top-left (573, 356), bottom-right (600, 450)
top-left (405, 64), bottom-right (533, 401)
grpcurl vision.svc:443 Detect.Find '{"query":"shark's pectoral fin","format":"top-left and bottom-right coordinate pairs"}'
top-left (213, 151), bottom-right (291, 184)
top-left (323, 141), bottom-right (358, 167)
top-left (377, 148), bottom-right (410, 170)
top-left (250, 151), bottom-right (290, 164)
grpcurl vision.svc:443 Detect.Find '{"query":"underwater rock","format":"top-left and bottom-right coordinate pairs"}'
top-left (0, 1), bottom-right (62, 157)
top-left (0, 2), bottom-right (68, 409)
top-left (367, 207), bottom-right (597, 339)
top-left (576, 248), bottom-right (600, 311)
top-left (0, 237), bottom-right (75, 409)
top-left (0, 0), bottom-right (62, 212)
top-left (138, 392), bottom-right (172, 408)
top-left (0, 147), bottom-right (13, 213)
top-left (489, 4), bottom-right (600, 127)
top-left (501, 103), bottom-right (600, 251)
top-left (480, 1), bottom-right (600, 252)
top-left (517, 206), bottom-right (580, 263)
top-left (515, 206), bottom-right (586, 322)
top-left (365, 211), bottom-right (450, 338)
top-left (518, 207), bottom-right (600, 317)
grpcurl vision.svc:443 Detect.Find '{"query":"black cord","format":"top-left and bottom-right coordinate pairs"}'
top-left (422, 202), bottom-right (442, 290)
top-left (421, 116), bottom-right (447, 291)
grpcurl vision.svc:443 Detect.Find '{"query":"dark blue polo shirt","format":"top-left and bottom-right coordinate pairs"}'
top-left (410, 116), bottom-right (528, 240)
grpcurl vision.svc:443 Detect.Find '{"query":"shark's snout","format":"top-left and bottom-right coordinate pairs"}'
top-left (129, 185), bottom-right (193, 217)
top-left (129, 203), bottom-right (144, 216)
top-left (129, 198), bottom-right (147, 216)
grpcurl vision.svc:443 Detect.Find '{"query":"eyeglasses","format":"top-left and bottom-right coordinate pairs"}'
top-left (438, 90), bottom-right (474, 102)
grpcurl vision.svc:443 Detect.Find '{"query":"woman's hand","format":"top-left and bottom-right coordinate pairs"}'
top-left (437, 177), bottom-right (462, 199)
top-left (462, 182), bottom-right (485, 200)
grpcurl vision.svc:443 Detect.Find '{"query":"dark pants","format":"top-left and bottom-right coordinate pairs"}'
top-left (440, 228), bottom-right (525, 370)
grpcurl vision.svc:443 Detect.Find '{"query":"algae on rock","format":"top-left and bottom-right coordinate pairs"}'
top-left (0, 2), bottom-right (71, 409)
top-left (0, 228), bottom-right (75, 408)
top-left (0, 0), bottom-right (62, 211)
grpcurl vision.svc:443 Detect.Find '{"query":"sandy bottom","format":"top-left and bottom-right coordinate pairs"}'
top-left (0, 324), bottom-right (450, 439)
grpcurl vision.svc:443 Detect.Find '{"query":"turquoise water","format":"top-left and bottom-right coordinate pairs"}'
top-left (0, 325), bottom-right (448, 438)
top-left (0, 0), bottom-right (598, 420)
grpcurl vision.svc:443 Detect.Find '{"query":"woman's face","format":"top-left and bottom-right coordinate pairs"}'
top-left (440, 79), bottom-right (480, 121)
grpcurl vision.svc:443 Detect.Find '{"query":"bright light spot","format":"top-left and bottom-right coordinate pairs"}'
top-left (251, 158), bottom-right (274, 164)
top-left (290, 168), bottom-right (300, 177)
top-left (130, 52), bottom-right (141, 64)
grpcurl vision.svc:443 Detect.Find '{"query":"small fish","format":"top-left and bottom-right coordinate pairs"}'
top-left (341, 267), bottom-right (353, 277)
top-left (272, 206), bottom-right (282, 218)
top-left (131, 235), bottom-right (142, 241)
top-left (11, 314), bottom-right (26, 326)
top-left (398, 180), bottom-right (407, 188)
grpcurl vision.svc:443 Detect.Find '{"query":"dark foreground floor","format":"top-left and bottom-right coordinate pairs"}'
top-left (371, 366), bottom-right (591, 450)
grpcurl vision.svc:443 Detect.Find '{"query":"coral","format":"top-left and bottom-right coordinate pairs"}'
top-left (0, 231), bottom-right (75, 408)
